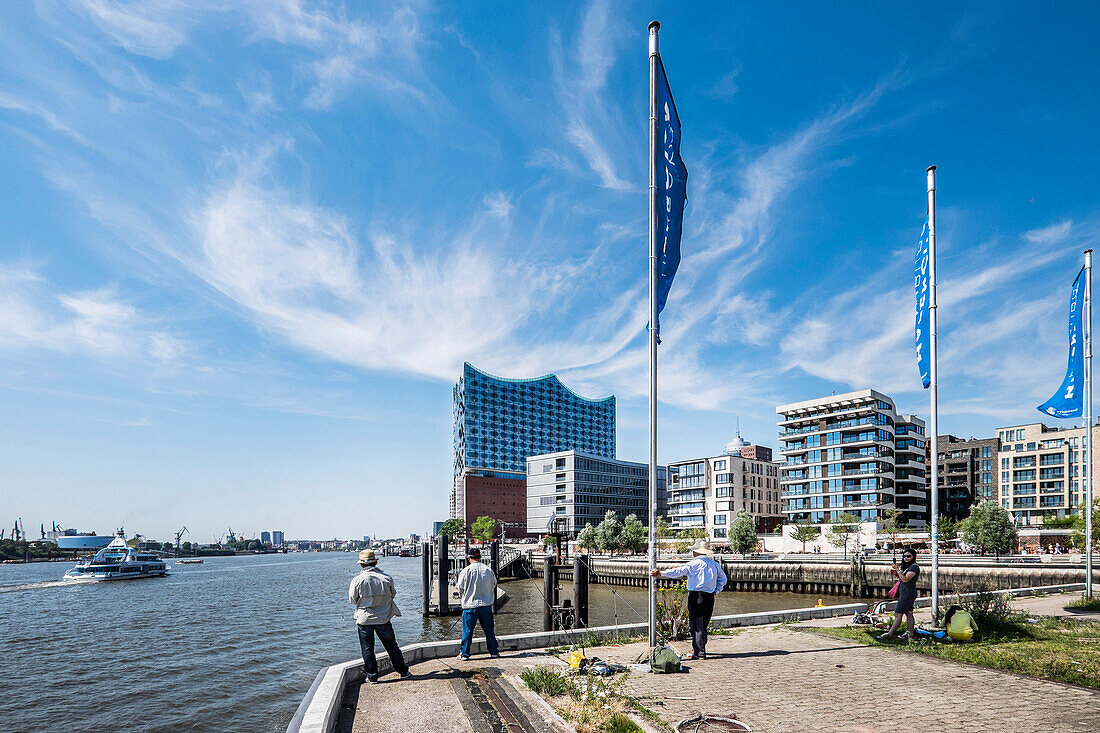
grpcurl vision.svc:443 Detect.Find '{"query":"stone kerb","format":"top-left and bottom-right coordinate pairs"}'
top-left (286, 603), bottom-right (867, 733)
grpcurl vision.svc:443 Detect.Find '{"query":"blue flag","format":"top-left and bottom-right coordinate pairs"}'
top-left (913, 220), bottom-right (931, 388)
top-left (654, 57), bottom-right (688, 338)
top-left (1038, 267), bottom-right (1086, 418)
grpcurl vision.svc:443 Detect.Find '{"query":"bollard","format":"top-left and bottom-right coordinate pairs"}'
top-left (543, 555), bottom-right (556, 631)
top-left (573, 554), bottom-right (589, 629)
top-left (438, 534), bottom-right (449, 616)
top-left (422, 541), bottom-right (431, 617)
top-left (490, 539), bottom-right (500, 578)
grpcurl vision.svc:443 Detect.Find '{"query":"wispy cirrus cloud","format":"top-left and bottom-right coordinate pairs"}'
top-left (546, 0), bottom-right (633, 191)
top-left (0, 263), bottom-right (184, 362)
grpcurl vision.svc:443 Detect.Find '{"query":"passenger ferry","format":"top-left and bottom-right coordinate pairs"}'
top-left (63, 531), bottom-right (168, 581)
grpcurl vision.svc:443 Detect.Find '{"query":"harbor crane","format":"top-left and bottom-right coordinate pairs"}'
top-left (174, 526), bottom-right (189, 553)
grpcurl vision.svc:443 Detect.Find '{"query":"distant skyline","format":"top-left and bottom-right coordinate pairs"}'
top-left (2, 2), bottom-right (1099, 541)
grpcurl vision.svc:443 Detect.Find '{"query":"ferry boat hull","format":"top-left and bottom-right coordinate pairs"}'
top-left (63, 531), bottom-right (169, 582)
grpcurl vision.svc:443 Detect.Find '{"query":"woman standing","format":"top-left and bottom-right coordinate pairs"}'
top-left (879, 548), bottom-right (920, 641)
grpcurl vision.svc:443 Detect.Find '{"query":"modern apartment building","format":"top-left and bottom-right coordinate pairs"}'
top-left (526, 450), bottom-right (668, 535)
top-left (994, 422), bottom-right (1100, 527)
top-left (777, 389), bottom-right (929, 528)
top-left (271, 530), bottom-right (284, 546)
top-left (451, 362), bottom-right (616, 522)
top-left (937, 435), bottom-right (1000, 520)
top-left (667, 436), bottom-right (783, 546)
top-left (261, 531), bottom-right (271, 545)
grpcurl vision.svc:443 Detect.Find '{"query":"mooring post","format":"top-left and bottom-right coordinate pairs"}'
top-left (543, 555), bottom-right (555, 631)
top-left (490, 539), bottom-right (500, 578)
top-left (421, 541), bottom-right (431, 617)
top-left (573, 553), bottom-right (589, 629)
top-left (438, 534), bottom-right (449, 615)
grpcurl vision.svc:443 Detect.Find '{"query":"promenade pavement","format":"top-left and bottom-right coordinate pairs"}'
top-left (341, 593), bottom-right (1100, 733)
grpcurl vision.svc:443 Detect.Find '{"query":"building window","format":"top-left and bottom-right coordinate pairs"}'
top-left (713, 459), bottom-right (726, 471)
top-left (713, 514), bottom-right (727, 525)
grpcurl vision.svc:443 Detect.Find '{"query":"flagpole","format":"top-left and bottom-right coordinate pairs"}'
top-left (927, 165), bottom-right (940, 620)
top-left (647, 20), bottom-right (660, 655)
top-left (1085, 248), bottom-right (1094, 599)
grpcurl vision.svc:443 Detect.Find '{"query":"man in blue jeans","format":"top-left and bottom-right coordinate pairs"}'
top-left (349, 549), bottom-right (411, 682)
top-left (455, 548), bottom-right (500, 660)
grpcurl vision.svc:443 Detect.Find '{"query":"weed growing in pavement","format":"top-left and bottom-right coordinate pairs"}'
top-left (519, 666), bottom-right (653, 733)
top-left (1066, 597), bottom-right (1100, 613)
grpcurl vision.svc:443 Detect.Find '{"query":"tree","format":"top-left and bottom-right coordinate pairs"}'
top-left (161, 542), bottom-right (173, 553)
top-left (790, 520), bottom-right (821, 553)
top-left (247, 539), bottom-right (262, 552)
top-left (439, 519), bottom-right (466, 539)
top-left (576, 523), bottom-right (598, 551)
top-left (961, 501), bottom-right (1017, 557)
top-left (181, 541), bottom-right (193, 554)
top-left (471, 516), bottom-right (498, 543)
top-left (653, 516), bottom-right (673, 558)
top-left (1069, 497), bottom-right (1100, 549)
top-left (878, 507), bottom-right (903, 559)
top-left (675, 527), bottom-right (706, 553)
top-left (828, 512), bottom-right (861, 558)
top-left (730, 510), bottom-right (758, 556)
top-left (594, 510), bottom-right (624, 555)
top-left (938, 516), bottom-right (960, 544)
top-left (621, 514), bottom-right (647, 555)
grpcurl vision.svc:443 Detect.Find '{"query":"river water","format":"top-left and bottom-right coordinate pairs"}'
top-left (1, 553), bottom-right (856, 732)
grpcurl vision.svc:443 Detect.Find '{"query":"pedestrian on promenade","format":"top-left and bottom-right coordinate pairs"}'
top-left (456, 547), bottom-right (500, 661)
top-left (650, 539), bottom-right (728, 660)
top-left (878, 547), bottom-right (919, 642)
top-left (349, 549), bottom-right (411, 683)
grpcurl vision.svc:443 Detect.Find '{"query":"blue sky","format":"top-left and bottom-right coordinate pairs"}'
top-left (1, 2), bottom-right (1098, 542)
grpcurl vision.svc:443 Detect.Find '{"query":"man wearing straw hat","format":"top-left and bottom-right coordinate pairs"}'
top-left (651, 539), bottom-right (727, 660)
top-left (349, 549), bottom-right (411, 682)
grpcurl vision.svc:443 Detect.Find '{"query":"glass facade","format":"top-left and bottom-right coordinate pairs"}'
top-left (453, 362), bottom-right (616, 494)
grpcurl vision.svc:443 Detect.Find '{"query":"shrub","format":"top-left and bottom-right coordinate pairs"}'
top-left (656, 579), bottom-right (689, 640)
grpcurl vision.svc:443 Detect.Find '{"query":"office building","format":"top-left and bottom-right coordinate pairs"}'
top-left (271, 530), bottom-right (284, 546)
top-left (526, 450), bottom-right (668, 535)
top-left (994, 422), bottom-right (1100, 527)
top-left (777, 389), bottom-right (929, 528)
top-left (937, 435), bottom-right (1000, 520)
top-left (667, 436), bottom-right (783, 545)
top-left (451, 362), bottom-right (616, 525)
top-left (261, 531), bottom-right (271, 545)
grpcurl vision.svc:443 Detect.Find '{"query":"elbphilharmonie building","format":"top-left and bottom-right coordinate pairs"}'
top-left (450, 363), bottom-right (616, 524)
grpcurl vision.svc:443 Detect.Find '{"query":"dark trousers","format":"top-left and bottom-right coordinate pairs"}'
top-left (460, 606), bottom-right (500, 657)
top-left (687, 590), bottom-right (715, 656)
top-left (357, 621), bottom-right (408, 681)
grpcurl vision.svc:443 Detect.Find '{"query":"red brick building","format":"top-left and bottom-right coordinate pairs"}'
top-left (458, 473), bottom-right (531, 539)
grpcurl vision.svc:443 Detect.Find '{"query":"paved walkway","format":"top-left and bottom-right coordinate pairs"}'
top-left (340, 592), bottom-right (1100, 733)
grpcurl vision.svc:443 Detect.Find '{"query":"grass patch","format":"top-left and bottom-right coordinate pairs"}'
top-left (804, 616), bottom-right (1100, 689)
top-left (519, 665), bottom-right (657, 733)
top-left (519, 667), bottom-right (571, 696)
top-left (706, 626), bottom-right (741, 637)
top-left (1066, 597), bottom-right (1100, 613)
top-left (546, 632), bottom-right (645, 654)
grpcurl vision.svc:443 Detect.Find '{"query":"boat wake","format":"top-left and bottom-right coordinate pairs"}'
top-left (1, 578), bottom-right (96, 592)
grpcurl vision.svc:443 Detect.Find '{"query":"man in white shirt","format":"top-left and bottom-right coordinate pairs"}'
top-left (651, 539), bottom-right (727, 660)
top-left (348, 549), bottom-right (410, 682)
top-left (455, 548), bottom-right (500, 661)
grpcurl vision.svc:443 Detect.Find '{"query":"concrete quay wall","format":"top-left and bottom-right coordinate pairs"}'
top-left (529, 558), bottom-right (1097, 597)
